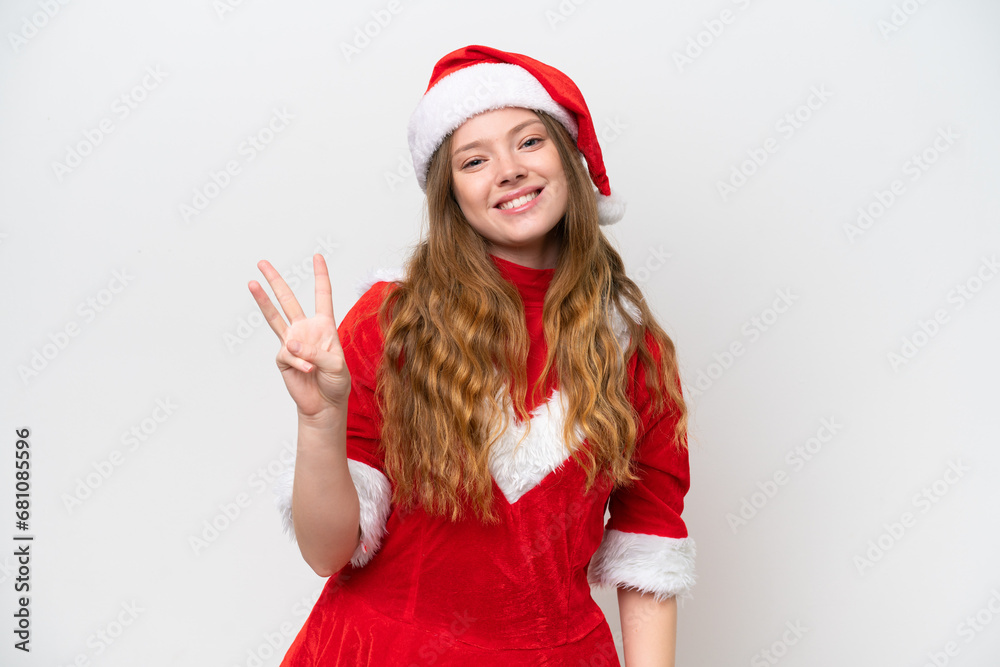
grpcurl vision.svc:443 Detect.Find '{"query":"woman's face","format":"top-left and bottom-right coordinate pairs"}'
top-left (449, 107), bottom-right (568, 270)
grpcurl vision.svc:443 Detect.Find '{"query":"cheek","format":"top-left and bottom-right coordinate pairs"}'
top-left (549, 179), bottom-right (569, 217)
top-left (451, 175), bottom-right (486, 208)
top-left (450, 184), bottom-right (479, 223)
top-left (555, 187), bottom-right (570, 215)
top-left (548, 171), bottom-right (569, 202)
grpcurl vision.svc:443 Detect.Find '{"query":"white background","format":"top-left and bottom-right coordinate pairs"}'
top-left (2, 0), bottom-right (999, 665)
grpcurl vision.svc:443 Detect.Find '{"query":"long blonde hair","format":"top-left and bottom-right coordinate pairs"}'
top-left (372, 109), bottom-right (688, 524)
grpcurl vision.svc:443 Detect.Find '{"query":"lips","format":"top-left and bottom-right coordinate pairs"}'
top-left (495, 188), bottom-right (542, 211)
top-left (498, 190), bottom-right (541, 211)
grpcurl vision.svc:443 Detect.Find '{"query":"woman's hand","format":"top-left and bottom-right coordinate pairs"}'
top-left (248, 254), bottom-right (351, 418)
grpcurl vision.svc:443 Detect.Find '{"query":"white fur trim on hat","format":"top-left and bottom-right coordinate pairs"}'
top-left (587, 528), bottom-right (697, 603)
top-left (408, 62), bottom-right (579, 191)
top-left (274, 455), bottom-right (392, 569)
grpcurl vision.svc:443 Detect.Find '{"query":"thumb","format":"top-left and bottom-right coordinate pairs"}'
top-left (287, 338), bottom-right (338, 371)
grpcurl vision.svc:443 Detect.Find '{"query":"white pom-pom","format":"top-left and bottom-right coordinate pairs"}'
top-left (597, 191), bottom-right (626, 226)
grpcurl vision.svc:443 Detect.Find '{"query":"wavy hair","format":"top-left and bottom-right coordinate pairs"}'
top-left (371, 109), bottom-right (688, 524)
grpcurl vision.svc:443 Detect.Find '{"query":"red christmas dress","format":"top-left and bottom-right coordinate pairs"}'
top-left (274, 254), bottom-right (696, 666)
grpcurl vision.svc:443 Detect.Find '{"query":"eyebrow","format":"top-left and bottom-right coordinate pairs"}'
top-left (452, 118), bottom-right (544, 159)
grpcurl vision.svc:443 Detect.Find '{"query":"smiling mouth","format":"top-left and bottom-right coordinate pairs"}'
top-left (496, 189), bottom-right (541, 211)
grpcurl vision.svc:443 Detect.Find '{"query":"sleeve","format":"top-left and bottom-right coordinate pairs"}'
top-left (587, 330), bottom-right (697, 603)
top-left (273, 281), bottom-right (395, 569)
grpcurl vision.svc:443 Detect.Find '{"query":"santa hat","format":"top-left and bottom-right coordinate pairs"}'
top-left (407, 44), bottom-right (626, 226)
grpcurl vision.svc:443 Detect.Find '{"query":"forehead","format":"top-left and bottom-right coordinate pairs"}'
top-left (451, 107), bottom-right (543, 142)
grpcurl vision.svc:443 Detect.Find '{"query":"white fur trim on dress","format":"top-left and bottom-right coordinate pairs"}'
top-left (352, 266), bottom-right (407, 299)
top-left (408, 62), bottom-right (579, 191)
top-left (487, 387), bottom-right (583, 504)
top-left (609, 298), bottom-right (639, 351)
top-left (273, 454), bottom-right (392, 569)
top-left (486, 302), bottom-right (636, 502)
top-left (587, 529), bottom-right (696, 603)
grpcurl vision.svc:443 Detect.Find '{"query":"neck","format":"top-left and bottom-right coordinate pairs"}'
top-left (487, 236), bottom-right (561, 270)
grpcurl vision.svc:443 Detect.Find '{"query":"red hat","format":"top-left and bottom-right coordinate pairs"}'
top-left (407, 45), bottom-right (625, 226)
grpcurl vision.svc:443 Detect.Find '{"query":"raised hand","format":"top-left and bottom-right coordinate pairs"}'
top-left (248, 254), bottom-right (351, 419)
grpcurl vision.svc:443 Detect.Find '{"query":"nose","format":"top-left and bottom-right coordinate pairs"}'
top-left (494, 148), bottom-right (526, 185)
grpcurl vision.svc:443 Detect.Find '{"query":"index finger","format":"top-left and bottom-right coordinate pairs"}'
top-left (313, 254), bottom-right (336, 322)
top-left (247, 278), bottom-right (288, 340)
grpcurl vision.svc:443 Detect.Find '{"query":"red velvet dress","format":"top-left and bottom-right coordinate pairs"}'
top-left (275, 255), bottom-right (695, 666)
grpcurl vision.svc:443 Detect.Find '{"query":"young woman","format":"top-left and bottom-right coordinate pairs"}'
top-left (248, 45), bottom-right (696, 666)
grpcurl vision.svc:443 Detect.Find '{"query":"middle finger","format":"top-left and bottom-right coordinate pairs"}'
top-left (257, 259), bottom-right (307, 324)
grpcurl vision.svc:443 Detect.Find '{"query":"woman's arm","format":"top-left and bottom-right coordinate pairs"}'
top-left (249, 256), bottom-right (362, 577)
top-left (617, 587), bottom-right (678, 667)
top-left (292, 409), bottom-right (361, 577)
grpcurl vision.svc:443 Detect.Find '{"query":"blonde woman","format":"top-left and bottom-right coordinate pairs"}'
top-left (249, 45), bottom-right (696, 666)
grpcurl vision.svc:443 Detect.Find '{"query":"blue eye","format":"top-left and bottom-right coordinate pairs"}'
top-left (462, 158), bottom-right (483, 169)
top-left (522, 137), bottom-right (541, 148)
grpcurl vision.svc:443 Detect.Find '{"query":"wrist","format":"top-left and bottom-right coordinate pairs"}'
top-left (297, 405), bottom-right (347, 429)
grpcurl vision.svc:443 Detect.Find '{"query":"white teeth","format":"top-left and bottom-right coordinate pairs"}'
top-left (498, 190), bottom-right (539, 210)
